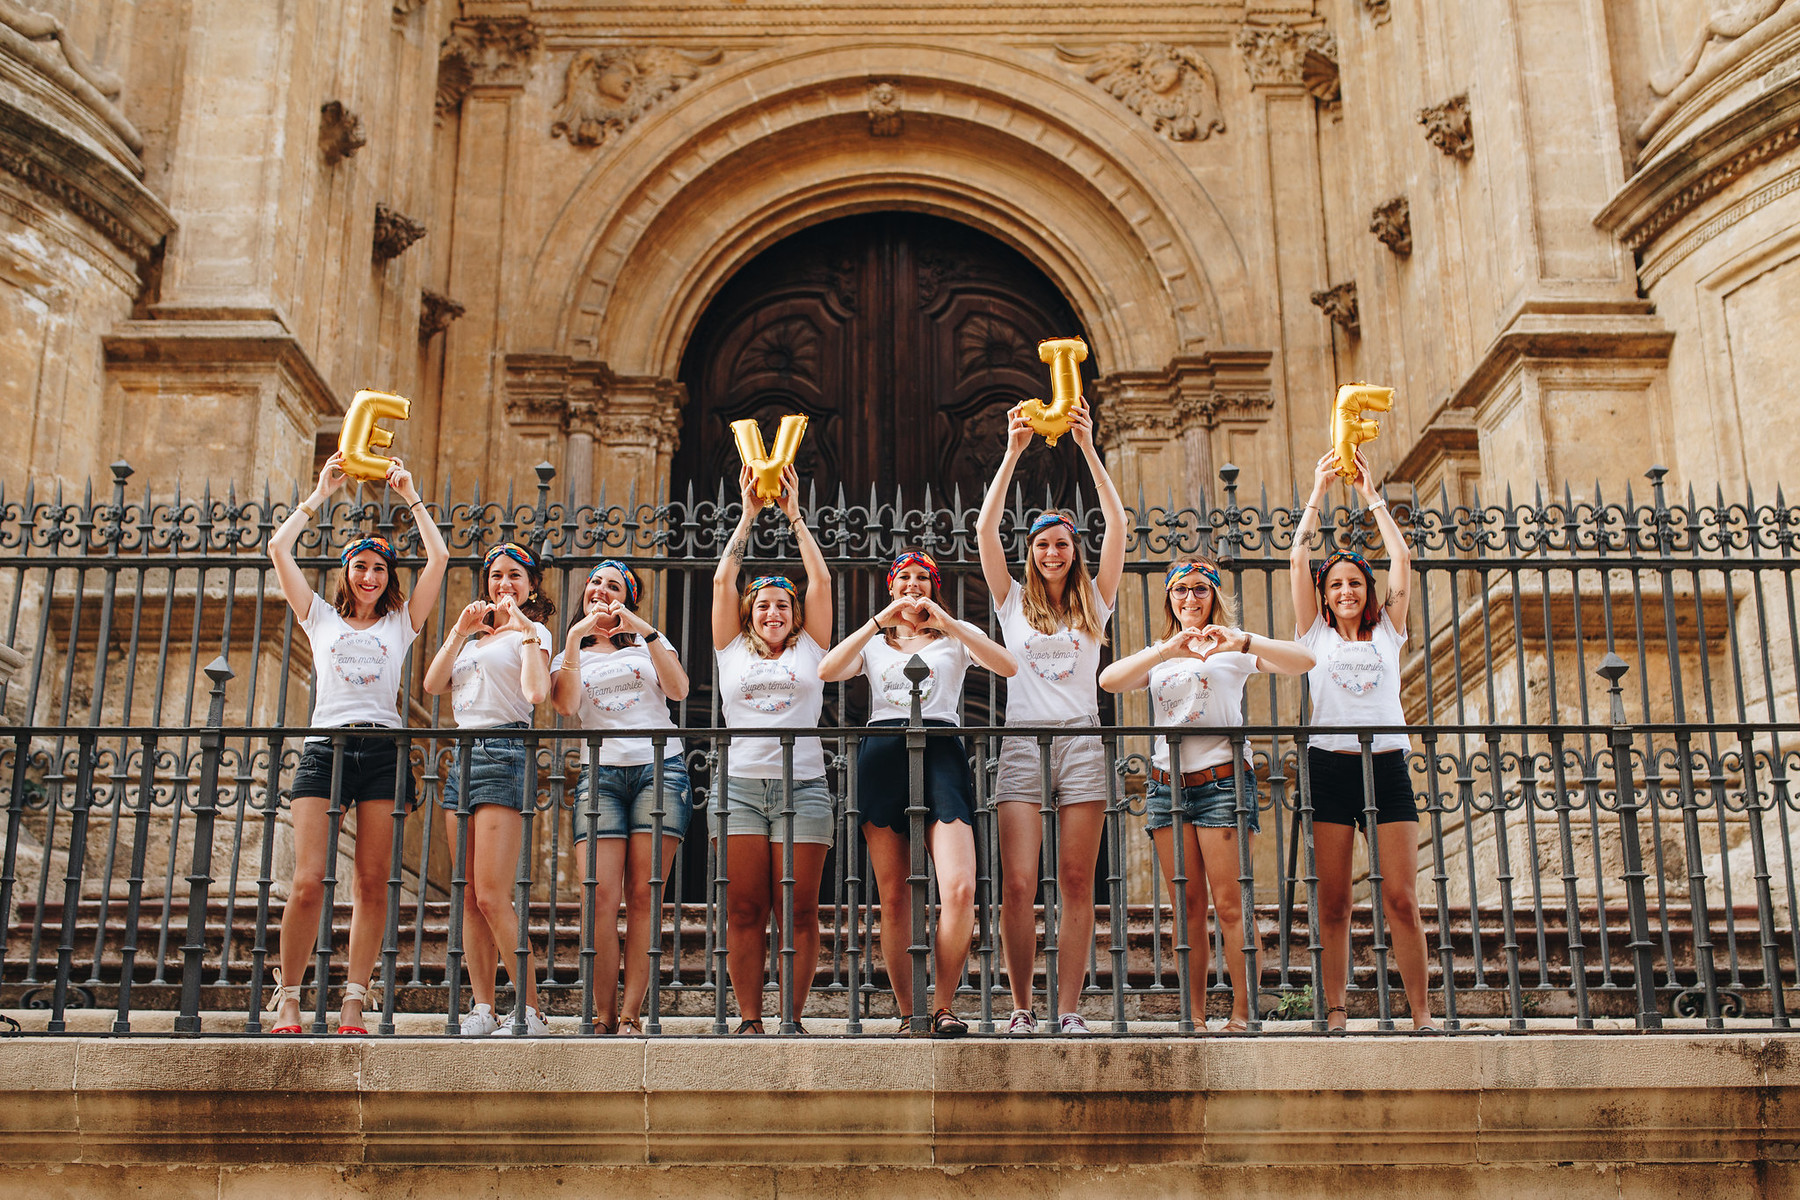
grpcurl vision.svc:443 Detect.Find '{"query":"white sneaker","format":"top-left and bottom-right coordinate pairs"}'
top-left (459, 1003), bottom-right (498, 1037)
top-left (1059, 1013), bottom-right (1092, 1036)
top-left (1007, 1008), bottom-right (1039, 1035)
top-left (491, 1005), bottom-right (552, 1036)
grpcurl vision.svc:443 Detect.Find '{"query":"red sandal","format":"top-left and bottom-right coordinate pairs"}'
top-left (267, 969), bottom-right (303, 1034)
top-left (335, 981), bottom-right (372, 1036)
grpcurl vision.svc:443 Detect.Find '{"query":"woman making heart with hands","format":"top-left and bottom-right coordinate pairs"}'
top-left (422, 543), bottom-right (555, 1035)
top-left (819, 551), bottom-right (1018, 1036)
top-left (552, 560), bottom-right (691, 1036)
top-left (1100, 557), bottom-right (1312, 1031)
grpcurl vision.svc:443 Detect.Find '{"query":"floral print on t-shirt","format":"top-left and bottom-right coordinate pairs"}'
top-left (1022, 629), bottom-right (1082, 682)
top-left (1327, 639), bottom-right (1385, 697)
top-left (582, 659), bottom-right (647, 713)
top-left (737, 657), bottom-right (800, 714)
top-left (330, 630), bottom-right (389, 688)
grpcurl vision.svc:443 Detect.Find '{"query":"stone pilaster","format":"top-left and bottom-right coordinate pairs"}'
top-left (501, 354), bottom-right (684, 509)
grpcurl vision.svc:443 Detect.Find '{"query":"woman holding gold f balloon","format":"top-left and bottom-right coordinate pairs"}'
top-left (976, 399), bottom-right (1126, 1037)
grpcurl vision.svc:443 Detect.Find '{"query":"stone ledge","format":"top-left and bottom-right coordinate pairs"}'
top-left (0, 1034), bottom-right (1792, 1170)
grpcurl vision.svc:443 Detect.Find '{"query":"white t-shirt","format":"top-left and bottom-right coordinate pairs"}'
top-left (1297, 613), bottom-right (1412, 753)
top-left (715, 631), bottom-right (827, 779)
top-left (995, 578), bottom-right (1113, 724)
top-left (551, 637), bottom-right (682, 766)
top-left (298, 593), bottom-right (419, 735)
top-left (858, 622), bottom-right (982, 725)
top-left (1148, 649), bottom-right (1260, 772)
top-left (448, 621), bottom-right (552, 728)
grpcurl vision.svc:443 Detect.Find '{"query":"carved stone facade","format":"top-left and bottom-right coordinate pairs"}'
top-left (866, 81), bottom-right (903, 137)
top-left (372, 203), bottom-right (427, 262)
top-left (551, 47), bottom-right (718, 149)
top-left (1369, 196), bottom-right (1411, 255)
top-left (1417, 93), bottom-right (1474, 161)
top-left (1058, 43), bottom-right (1225, 142)
top-left (318, 101), bottom-right (367, 167)
top-left (1310, 282), bottom-right (1359, 336)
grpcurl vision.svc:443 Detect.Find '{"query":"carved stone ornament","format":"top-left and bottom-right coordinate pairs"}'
top-left (418, 290), bottom-right (465, 342)
top-left (392, 0), bottom-right (428, 15)
top-left (867, 80), bottom-right (903, 137)
top-left (1370, 196), bottom-right (1411, 255)
top-left (1363, 0), bottom-right (1392, 25)
top-left (437, 18), bottom-right (540, 117)
top-left (0, 0), bottom-right (142, 153)
top-left (318, 101), bottom-right (367, 166)
top-left (1418, 93), bottom-right (1474, 161)
top-left (1056, 42), bottom-right (1225, 142)
top-left (550, 47), bottom-right (720, 149)
top-left (1236, 23), bottom-right (1339, 94)
top-left (372, 203), bottom-right (426, 262)
top-left (1650, 0), bottom-right (1784, 96)
top-left (1310, 282), bottom-right (1360, 335)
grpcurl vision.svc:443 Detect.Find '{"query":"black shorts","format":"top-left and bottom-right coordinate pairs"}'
top-left (854, 720), bottom-right (975, 834)
top-left (293, 733), bottom-right (420, 812)
top-left (1305, 747), bottom-right (1416, 828)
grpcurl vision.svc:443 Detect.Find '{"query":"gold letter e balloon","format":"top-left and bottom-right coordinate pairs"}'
top-left (338, 389), bottom-right (412, 482)
top-left (731, 414), bottom-right (809, 502)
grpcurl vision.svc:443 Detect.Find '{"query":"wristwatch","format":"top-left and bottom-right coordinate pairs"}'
top-left (643, 630), bottom-right (662, 645)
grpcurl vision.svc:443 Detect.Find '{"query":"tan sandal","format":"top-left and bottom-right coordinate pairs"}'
top-left (617, 1015), bottom-right (643, 1036)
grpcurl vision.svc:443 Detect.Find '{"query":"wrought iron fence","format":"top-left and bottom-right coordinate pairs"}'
top-left (0, 460), bottom-right (1796, 1033)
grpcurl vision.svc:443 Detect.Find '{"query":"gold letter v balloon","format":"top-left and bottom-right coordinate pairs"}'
top-left (1330, 383), bottom-right (1394, 479)
top-left (1020, 336), bottom-right (1089, 446)
top-left (731, 414), bottom-right (809, 502)
top-left (338, 389), bottom-right (413, 482)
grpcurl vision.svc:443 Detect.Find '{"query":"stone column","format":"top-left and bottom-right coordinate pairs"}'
top-left (501, 354), bottom-right (684, 510)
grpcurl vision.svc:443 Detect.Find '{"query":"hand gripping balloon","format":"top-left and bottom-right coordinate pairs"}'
top-left (1020, 337), bottom-right (1089, 447)
top-left (731, 414), bottom-right (809, 502)
top-left (1330, 383), bottom-right (1394, 479)
top-left (338, 389), bottom-right (412, 482)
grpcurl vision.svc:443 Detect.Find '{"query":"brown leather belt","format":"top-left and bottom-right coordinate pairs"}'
top-left (1148, 762), bottom-right (1241, 788)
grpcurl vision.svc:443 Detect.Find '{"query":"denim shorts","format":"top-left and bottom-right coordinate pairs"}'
top-left (1146, 773), bottom-right (1262, 836)
top-left (707, 775), bottom-right (836, 846)
top-left (293, 733), bottom-right (420, 812)
top-left (571, 757), bottom-right (693, 841)
top-left (441, 724), bottom-right (535, 813)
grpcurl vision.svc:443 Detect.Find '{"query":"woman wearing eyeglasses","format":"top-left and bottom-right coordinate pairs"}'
top-left (1290, 447), bottom-right (1436, 1033)
top-left (710, 463), bottom-right (834, 1034)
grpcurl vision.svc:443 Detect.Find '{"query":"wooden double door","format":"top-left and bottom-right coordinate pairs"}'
top-left (675, 212), bottom-right (1097, 508)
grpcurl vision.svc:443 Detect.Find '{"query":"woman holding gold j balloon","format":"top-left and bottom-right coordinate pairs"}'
top-left (976, 399), bottom-right (1126, 1037)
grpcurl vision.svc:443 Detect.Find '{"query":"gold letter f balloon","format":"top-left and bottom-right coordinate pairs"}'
top-left (338, 390), bottom-right (412, 482)
top-left (1330, 383), bottom-right (1394, 479)
top-left (1021, 337), bottom-right (1089, 446)
top-left (731, 414), bottom-right (809, 502)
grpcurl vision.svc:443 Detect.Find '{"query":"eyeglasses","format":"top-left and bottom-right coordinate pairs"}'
top-left (1168, 584), bottom-right (1212, 600)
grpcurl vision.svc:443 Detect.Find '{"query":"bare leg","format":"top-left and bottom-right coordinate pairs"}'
top-left (721, 835), bottom-right (774, 1023)
top-left (1314, 822), bottom-right (1358, 1029)
top-left (340, 800), bottom-right (395, 1029)
top-left (273, 795), bottom-right (330, 1029)
top-left (586, 837), bottom-right (628, 1030)
top-left (1053, 801), bottom-right (1107, 1020)
top-left (996, 800), bottom-right (1044, 1012)
top-left (927, 819), bottom-right (977, 1015)
top-left (619, 832), bottom-right (683, 1023)
top-left (861, 824), bottom-right (915, 1017)
top-left (472, 805), bottom-right (537, 1013)
top-left (1374, 820), bottom-right (1433, 1027)
top-left (769, 841), bottom-right (831, 1019)
top-left (1197, 826), bottom-right (1253, 1027)
top-left (459, 809), bottom-right (499, 1011)
top-left (1151, 823), bottom-right (1211, 1024)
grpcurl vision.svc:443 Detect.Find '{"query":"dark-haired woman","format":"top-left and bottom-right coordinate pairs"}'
top-left (975, 402), bottom-right (1125, 1036)
top-left (422, 542), bottom-right (554, 1036)
top-left (266, 450), bottom-right (449, 1035)
top-left (1100, 557), bottom-right (1313, 1030)
top-left (711, 463), bottom-right (833, 1034)
top-left (552, 559), bottom-right (691, 1036)
top-left (1290, 447), bottom-right (1436, 1032)
top-left (818, 550), bottom-right (1018, 1036)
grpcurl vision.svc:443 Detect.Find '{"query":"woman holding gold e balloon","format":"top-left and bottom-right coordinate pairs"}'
top-left (976, 401), bottom-right (1126, 1036)
top-left (1290, 446), bottom-right (1437, 1033)
top-left (710, 462), bottom-right (834, 1034)
top-left (1100, 556), bottom-right (1313, 1031)
top-left (266, 451), bottom-right (449, 1035)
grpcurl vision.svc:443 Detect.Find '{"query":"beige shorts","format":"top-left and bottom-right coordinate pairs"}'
top-left (991, 716), bottom-right (1111, 808)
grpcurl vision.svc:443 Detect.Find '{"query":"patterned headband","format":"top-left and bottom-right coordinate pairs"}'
top-left (484, 542), bottom-right (536, 572)
top-left (887, 551), bottom-right (941, 592)
top-left (749, 575), bottom-right (797, 597)
top-left (340, 535), bottom-right (395, 567)
top-left (1028, 512), bottom-right (1076, 540)
top-left (1314, 549), bottom-right (1374, 583)
top-left (589, 559), bottom-right (641, 605)
top-left (1165, 561), bottom-right (1221, 591)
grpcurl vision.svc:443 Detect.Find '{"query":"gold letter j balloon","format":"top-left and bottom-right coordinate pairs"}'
top-left (338, 390), bottom-right (413, 482)
top-left (1330, 383), bottom-right (1394, 479)
top-left (731, 414), bottom-right (809, 502)
top-left (1020, 337), bottom-right (1089, 446)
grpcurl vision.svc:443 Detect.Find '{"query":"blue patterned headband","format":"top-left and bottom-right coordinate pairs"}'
top-left (1165, 561), bottom-right (1221, 591)
top-left (1028, 512), bottom-right (1076, 540)
top-left (340, 536), bottom-right (395, 567)
top-left (589, 559), bottom-right (641, 605)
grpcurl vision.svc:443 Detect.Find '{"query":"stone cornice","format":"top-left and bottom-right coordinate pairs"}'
top-left (1596, 72), bottom-right (1800, 253)
top-left (1446, 305), bottom-right (1674, 413)
top-left (501, 353), bottom-right (684, 449)
top-left (1094, 349), bottom-right (1274, 443)
top-left (102, 316), bottom-right (342, 421)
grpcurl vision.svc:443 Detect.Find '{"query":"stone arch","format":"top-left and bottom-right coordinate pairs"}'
top-left (518, 41), bottom-right (1255, 378)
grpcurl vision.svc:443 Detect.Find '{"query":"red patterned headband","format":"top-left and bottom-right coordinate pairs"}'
top-left (887, 551), bottom-right (940, 592)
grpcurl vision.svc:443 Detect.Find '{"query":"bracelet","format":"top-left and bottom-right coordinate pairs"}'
top-left (519, 636), bottom-right (540, 647)
top-left (643, 630), bottom-right (662, 645)
top-left (557, 654), bottom-right (579, 671)
top-left (297, 499), bottom-right (319, 519)
top-left (1368, 498), bottom-right (1388, 512)
top-left (408, 499), bottom-right (430, 514)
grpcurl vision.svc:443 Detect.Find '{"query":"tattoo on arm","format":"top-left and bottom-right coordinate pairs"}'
top-left (725, 533), bottom-right (747, 567)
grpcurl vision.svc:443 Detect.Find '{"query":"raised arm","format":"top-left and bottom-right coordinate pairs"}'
top-left (267, 452), bottom-right (349, 624)
top-left (975, 404), bottom-right (1033, 603)
top-left (1099, 626), bottom-right (1208, 693)
top-left (712, 466), bottom-right (761, 652)
top-left (1068, 405), bottom-right (1127, 608)
top-left (387, 459), bottom-right (449, 633)
top-left (1199, 625), bottom-right (1316, 677)
top-left (1353, 447), bottom-right (1412, 630)
top-left (816, 602), bottom-right (899, 683)
top-left (924, 602), bottom-right (1018, 677)
top-left (551, 605), bottom-right (607, 716)
top-left (422, 600), bottom-right (491, 695)
top-left (612, 601), bottom-right (690, 702)
top-left (1289, 449), bottom-right (1338, 637)
top-left (773, 463), bottom-right (833, 647)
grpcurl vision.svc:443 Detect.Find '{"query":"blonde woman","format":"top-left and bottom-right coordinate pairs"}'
top-left (975, 402), bottom-right (1125, 1036)
top-left (1100, 556), bottom-right (1312, 1030)
top-left (710, 463), bottom-right (833, 1034)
